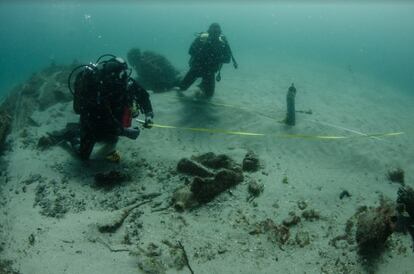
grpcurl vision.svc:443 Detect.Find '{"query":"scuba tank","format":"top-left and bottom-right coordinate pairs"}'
top-left (68, 54), bottom-right (131, 114)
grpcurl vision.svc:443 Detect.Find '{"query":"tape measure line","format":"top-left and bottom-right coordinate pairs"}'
top-left (168, 95), bottom-right (385, 139)
top-left (137, 119), bottom-right (403, 140)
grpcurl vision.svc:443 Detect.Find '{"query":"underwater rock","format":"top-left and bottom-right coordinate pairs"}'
top-left (247, 179), bottom-right (264, 201)
top-left (191, 169), bottom-right (243, 204)
top-left (242, 151), bottom-right (260, 172)
top-left (177, 158), bottom-right (214, 178)
top-left (387, 168), bottom-right (405, 185)
top-left (94, 171), bottom-right (129, 188)
top-left (127, 48), bottom-right (180, 93)
top-left (0, 63), bottom-right (76, 133)
top-left (192, 152), bottom-right (239, 171)
top-left (355, 197), bottom-right (396, 256)
top-left (397, 186), bottom-right (414, 219)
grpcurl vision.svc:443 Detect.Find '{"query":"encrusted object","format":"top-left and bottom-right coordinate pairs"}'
top-left (397, 186), bottom-right (414, 219)
top-left (191, 169), bottom-right (243, 204)
top-left (176, 158), bottom-right (214, 178)
top-left (192, 152), bottom-right (239, 171)
top-left (172, 185), bottom-right (198, 211)
top-left (302, 209), bottom-right (320, 221)
top-left (173, 153), bottom-right (244, 210)
top-left (247, 180), bottom-right (264, 201)
top-left (355, 197), bottom-right (396, 256)
top-left (242, 151), bottom-right (260, 172)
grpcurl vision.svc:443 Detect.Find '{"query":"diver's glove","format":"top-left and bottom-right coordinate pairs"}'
top-left (143, 112), bottom-right (154, 129)
top-left (121, 127), bottom-right (140, 140)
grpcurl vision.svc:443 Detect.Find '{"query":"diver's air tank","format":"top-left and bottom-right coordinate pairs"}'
top-left (285, 83), bottom-right (296, 126)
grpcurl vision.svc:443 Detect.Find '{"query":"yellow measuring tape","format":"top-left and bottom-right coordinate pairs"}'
top-left (163, 95), bottom-right (405, 140)
top-left (137, 119), bottom-right (404, 140)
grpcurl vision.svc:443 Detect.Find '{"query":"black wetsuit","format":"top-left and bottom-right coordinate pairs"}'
top-left (74, 69), bottom-right (152, 160)
top-left (179, 33), bottom-right (231, 97)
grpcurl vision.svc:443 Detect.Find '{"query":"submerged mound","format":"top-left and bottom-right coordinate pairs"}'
top-left (127, 47), bottom-right (180, 93)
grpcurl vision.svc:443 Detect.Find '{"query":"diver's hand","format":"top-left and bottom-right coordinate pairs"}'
top-left (143, 112), bottom-right (154, 129)
top-left (122, 127), bottom-right (140, 140)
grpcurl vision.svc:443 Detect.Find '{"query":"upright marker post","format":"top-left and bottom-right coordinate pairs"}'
top-left (285, 83), bottom-right (296, 126)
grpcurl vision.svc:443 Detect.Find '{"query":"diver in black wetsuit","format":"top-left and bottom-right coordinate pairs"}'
top-left (48, 55), bottom-right (154, 161)
top-left (178, 23), bottom-right (237, 98)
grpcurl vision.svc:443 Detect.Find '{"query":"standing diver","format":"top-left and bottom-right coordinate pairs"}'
top-left (47, 54), bottom-right (154, 161)
top-left (178, 23), bottom-right (237, 98)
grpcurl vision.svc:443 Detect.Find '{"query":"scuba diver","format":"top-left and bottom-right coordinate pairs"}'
top-left (46, 54), bottom-right (154, 161)
top-left (178, 23), bottom-right (237, 98)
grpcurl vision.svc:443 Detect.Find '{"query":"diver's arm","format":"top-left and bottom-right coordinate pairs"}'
top-left (221, 35), bottom-right (237, 68)
top-left (220, 35), bottom-right (232, 64)
top-left (129, 79), bottom-right (153, 117)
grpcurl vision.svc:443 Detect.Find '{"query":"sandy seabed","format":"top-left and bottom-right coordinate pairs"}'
top-left (0, 60), bottom-right (413, 274)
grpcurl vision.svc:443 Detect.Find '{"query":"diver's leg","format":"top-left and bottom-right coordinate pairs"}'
top-left (179, 68), bottom-right (198, 91)
top-left (78, 131), bottom-right (95, 160)
top-left (201, 72), bottom-right (215, 98)
top-left (96, 136), bottom-right (119, 159)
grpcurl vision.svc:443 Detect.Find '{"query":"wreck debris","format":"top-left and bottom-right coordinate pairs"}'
top-left (397, 186), bottom-right (414, 219)
top-left (178, 241), bottom-right (194, 274)
top-left (302, 209), bottom-right (320, 221)
top-left (174, 153), bottom-right (245, 210)
top-left (172, 185), bottom-right (197, 211)
top-left (191, 169), bottom-right (243, 204)
top-left (355, 197), bottom-right (396, 257)
top-left (247, 180), bottom-right (264, 202)
top-left (192, 152), bottom-right (238, 171)
top-left (249, 219), bottom-right (290, 246)
top-left (242, 151), bottom-right (260, 172)
top-left (177, 158), bottom-right (214, 178)
top-left (97, 200), bottom-right (152, 233)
